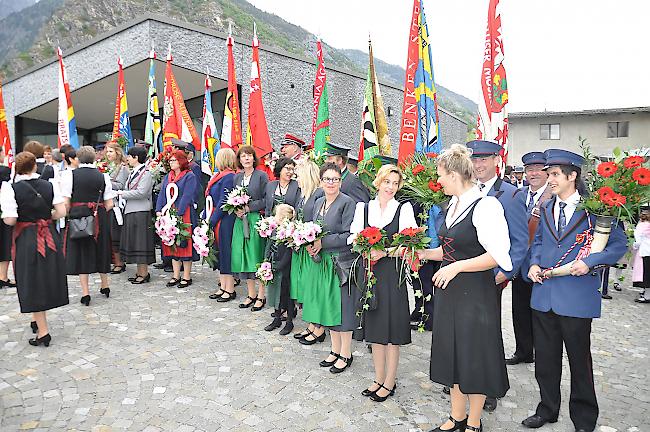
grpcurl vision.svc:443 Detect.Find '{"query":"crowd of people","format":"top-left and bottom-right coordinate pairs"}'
top-left (0, 135), bottom-right (647, 432)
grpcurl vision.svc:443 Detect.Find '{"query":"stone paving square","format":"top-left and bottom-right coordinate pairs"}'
top-left (0, 263), bottom-right (648, 431)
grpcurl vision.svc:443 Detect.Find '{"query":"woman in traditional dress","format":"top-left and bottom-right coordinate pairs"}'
top-left (418, 145), bottom-right (511, 432)
top-left (350, 164), bottom-right (418, 401)
top-left (0, 145), bottom-right (16, 289)
top-left (263, 157), bottom-right (301, 216)
top-left (62, 146), bottom-right (115, 306)
top-left (231, 145), bottom-right (269, 311)
top-left (23, 140), bottom-right (54, 181)
top-left (205, 148), bottom-right (237, 302)
top-left (104, 141), bottom-right (130, 274)
top-left (291, 160), bottom-right (323, 339)
top-left (117, 146), bottom-right (155, 284)
top-left (301, 163), bottom-right (358, 375)
top-left (155, 150), bottom-right (199, 288)
top-left (0, 152), bottom-right (68, 346)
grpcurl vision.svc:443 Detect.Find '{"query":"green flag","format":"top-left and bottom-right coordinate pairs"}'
top-left (311, 39), bottom-right (330, 152)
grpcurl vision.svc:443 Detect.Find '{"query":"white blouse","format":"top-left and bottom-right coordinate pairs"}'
top-left (444, 186), bottom-right (512, 271)
top-left (348, 198), bottom-right (418, 244)
top-left (0, 173), bottom-right (65, 219)
top-left (59, 163), bottom-right (117, 201)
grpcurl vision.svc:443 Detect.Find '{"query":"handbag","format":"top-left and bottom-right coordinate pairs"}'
top-left (69, 185), bottom-right (104, 240)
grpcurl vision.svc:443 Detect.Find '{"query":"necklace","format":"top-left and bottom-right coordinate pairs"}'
top-left (321, 195), bottom-right (337, 217)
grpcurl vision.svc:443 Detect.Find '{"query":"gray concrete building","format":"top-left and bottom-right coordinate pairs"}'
top-left (1, 15), bottom-right (467, 156)
top-left (509, 107), bottom-right (650, 163)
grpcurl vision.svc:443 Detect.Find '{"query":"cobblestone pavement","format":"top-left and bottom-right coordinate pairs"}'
top-left (0, 262), bottom-right (648, 432)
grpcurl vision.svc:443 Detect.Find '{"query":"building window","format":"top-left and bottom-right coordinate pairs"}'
top-left (607, 121), bottom-right (629, 138)
top-left (540, 124), bottom-right (560, 140)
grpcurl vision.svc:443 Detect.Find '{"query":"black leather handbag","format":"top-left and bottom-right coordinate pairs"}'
top-left (69, 187), bottom-right (103, 240)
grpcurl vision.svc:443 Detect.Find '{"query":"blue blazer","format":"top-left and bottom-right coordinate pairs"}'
top-left (488, 178), bottom-right (528, 280)
top-left (529, 198), bottom-right (627, 318)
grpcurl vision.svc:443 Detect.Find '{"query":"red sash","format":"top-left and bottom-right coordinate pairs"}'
top-left (12, 219), bottom-right (56, 261)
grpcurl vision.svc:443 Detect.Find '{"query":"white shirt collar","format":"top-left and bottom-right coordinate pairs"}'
top-left (14, 172), bottom-right (40, 183)
top-left (529, 183), bottom-right (548, 202)
top-left (36, 158), bottom-right (46, 163)
top-left (79, 163), bottom-right (96, 169)
top-left (478, 175), bottom-right (498, 195)
top-left (557, 190), bottom-right (580, 207)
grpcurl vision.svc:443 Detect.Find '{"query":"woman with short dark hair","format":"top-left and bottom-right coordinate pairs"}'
top-left (230, 145), bottom-right (269, 310)
top-left (61, 146), bottom-right (116, 306)
top-left (155, 149), bottom-right (200, 288)
top-left (117, 146), bottom-right (155, 283)
top-left (0, 152), bottom-right (68, 346)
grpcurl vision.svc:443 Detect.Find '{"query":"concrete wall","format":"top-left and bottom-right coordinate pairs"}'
top-left (2, 16), bottom-right (467, 156)
top-left (509, 111), bottom-right (650, 163)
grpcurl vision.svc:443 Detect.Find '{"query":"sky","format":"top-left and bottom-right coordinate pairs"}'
top-left (247, 0), bottom-right (649, 113)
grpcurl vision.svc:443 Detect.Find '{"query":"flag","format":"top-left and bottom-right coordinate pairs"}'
top-left (144, 47), bottom-right (162, 158)
top-left (398, 0), bottom-right (441, 163)
top-left (56, 48), bottom-right (79, 149)
top-left (476, 0), bottom-right (509, 173)
top-left (221, 25), bottom-right (243, 151)
top-left (358, 39), bottom-right (391, 161)
top-left (0, 79), bottom-right (13, 168)
top-left (112, 57), bottom-right (134, 149)
top-left (310, 38), bottom-right (330, 152)
top-left (162, 46), bottom-right (200, 150)
top-left (245, 24), bottom-right (273, 158)
top-left (201, 74), bottom-right (219, 175)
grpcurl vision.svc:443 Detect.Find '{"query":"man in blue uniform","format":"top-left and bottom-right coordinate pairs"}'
top-left (466, 139), bottom-right (529, 412)
top-left (324, 143), bottom-right (370, 204)
top-left (522, 149), bottom-right (627, 432)
top-left (507, 152), bottom-right (552, 366)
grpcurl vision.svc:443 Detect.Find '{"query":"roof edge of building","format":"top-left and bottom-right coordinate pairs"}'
top-left (510, 106), bottom-right (650, 118)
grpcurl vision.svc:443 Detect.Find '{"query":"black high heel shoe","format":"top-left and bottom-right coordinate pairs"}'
top-left (80, 295), bottom-right (91, 306)
top-left (216, 291), bottom-right (237, 302)
top-left (319, 352), bottom-right (339, 367)
top-left (178, 278), bottom-right (193, 288)
top-left (30, 321), bottom-right (38, 334)
top-left (264, 316), bottom-right (282, 331)
top-left (29, 333), bottom-right (51, 347)
top-left (131, 274), bottom-right (151, 284)
top-left (99, 287), bottom-right (110, 298)
top-left (298, 330), bottom-right (326, 345)
top-left (293, 329), bottom-right (311, 339)
top-left (166, 278), bottom-right (181, 287)
top-left (465, 421), bottom-right (482, 432)
top-left (369, 383), bottom-right (396, 402)
top-left (239, 296), bottom-right (256, 308)
top-left (329, 354), bottom-right (353, 374)
top-left (430, 415), bottom-right (468, 432)
top-left (278, 320), bottom-right (294, 336)
top-left (110, 265), bottom-right (126, 274)
top-left (251, 298), bottom-right (266, 311)
top-left (362, 381), bottom-right (381, 397)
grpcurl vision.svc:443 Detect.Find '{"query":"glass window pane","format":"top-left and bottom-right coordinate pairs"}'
top-left (550, 124), bottom-right (560, 140)
top-left (540, 124), bottom-right (550, 140)
top-left (618, 121), bottom-right (629, 137)
top-left (607, 122), bottom-right (617, 138)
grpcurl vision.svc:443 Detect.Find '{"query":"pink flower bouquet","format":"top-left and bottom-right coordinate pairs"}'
top-left (192, 222), bottom-right (217, 268)
top-left (291, 221), bottom-right (325, 263)
top-left (255, 261), bottom-right (274, 285)
top-left (255, 216), bottom-right (279, 238)
top-left (155, 207), bottom-right (191, 250)
top-left (221, 186), bottom-right (252, 238)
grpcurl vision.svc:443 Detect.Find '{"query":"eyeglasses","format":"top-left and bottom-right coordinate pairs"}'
top-left (322, 177), bottom-right (341, 184)
top-left (283, 166), bottom-right (295, 172)
top-left (169, 158), bottom-right (178, 162)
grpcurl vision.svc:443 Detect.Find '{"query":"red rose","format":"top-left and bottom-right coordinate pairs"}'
top-left (608, 193), bottom-right (627, 207)
top-left (412, 164), bottom-right (426, 175)
top-left (623, 156), bottom-right (644, 169)
top-left (632, 167), bottom-right (650, 186)
top-left (428, 180), bottom-right (442, 192)
top-left (597, 162), bottom-right (618, 178)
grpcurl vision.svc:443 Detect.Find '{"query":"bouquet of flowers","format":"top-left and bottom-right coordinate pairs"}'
top-left (351, 226), bottom-right (387, 319)
top-left (96, 159), bottom-right (109, 174)
top-left (155, 207), bottom-right (191, 250)
top-left (255, 261), bottom-right (274, 286)
top-left (545, 143), bottom-right (650, 278)
top-left (399, 153), bottom-right (447, 218)
top-left (255, 216), bottom-right (279, 238)
top-left (192, 222), bottom-right (217, 268)
top-left (275, 219), bottom-right (297, 247)
top-left (221, 186), bottom-right (251, 238)
top-left (291, 221), bottom-right (326, 262)
top-left (389, 226), bottom-right (432, 332)
top-left (149, 147), bottom-right (173, 184)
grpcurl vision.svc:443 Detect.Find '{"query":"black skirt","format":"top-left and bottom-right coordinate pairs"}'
top-left (120, 211), bottom-right (156, 265)
top-left (363, 257), bottom-right (411, 345)
top-left (0, 220), bottom-right (12, 262)
top-left (65, 208), bottom-right (112, 275)
top-left (110, 211), bottom-right (121, 250)
top-left (15, 224), bottom-right (68, 313)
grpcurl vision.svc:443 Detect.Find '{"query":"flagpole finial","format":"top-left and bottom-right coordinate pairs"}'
top-left (228, 21), bottom-right (232, 38)
top-left (149, 41), bottom-right (155, 59)
top-left (167, 43), bottom-right (172, 61)
top-left (253, 22), bottom-right (257, 38)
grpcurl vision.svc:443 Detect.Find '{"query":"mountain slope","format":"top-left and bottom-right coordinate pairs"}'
top-left (0, 0), bottom-right (476, 126)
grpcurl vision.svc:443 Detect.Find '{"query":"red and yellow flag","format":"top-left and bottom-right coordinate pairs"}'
top-left (0, 79), bottom-right (13, 167)
top-left (245, 24), bottom-right (273, 158)
top-left (221, 26), bottom-right (242, 151)
top-left (162, 46), bottom-right (200, 150)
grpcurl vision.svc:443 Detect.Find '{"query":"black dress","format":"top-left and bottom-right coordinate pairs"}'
top-left (362, 203), bottom-right (411, 346)
top-left (0, 166), bottom-right (13, 262)
top-left (429, 199), bottom-right (509, 398)
top-left (65, 167), bottom-right (112, 275)
top-left (12, 179), bottom-right (68, 313)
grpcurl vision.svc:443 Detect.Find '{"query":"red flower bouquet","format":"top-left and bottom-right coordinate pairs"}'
top-left (352, 226), bottom-right (387, 319)
top-left (399, 153), bottom-right (447, 212)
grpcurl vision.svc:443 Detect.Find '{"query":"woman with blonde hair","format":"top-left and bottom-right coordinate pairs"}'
top-left (205, 148), bottom-right (238, 302)
top-left (291, 160), bottom-right (324, 339)
top-left (105, 141), bottom-right (130, 274)
top-left (418, 144), bottom-right (511, 432)
top-left (350, 163), bottom-right (418, 402)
